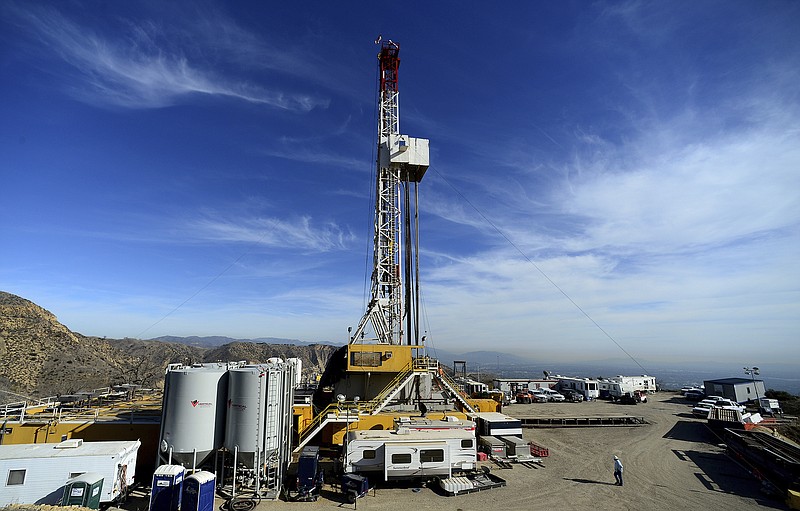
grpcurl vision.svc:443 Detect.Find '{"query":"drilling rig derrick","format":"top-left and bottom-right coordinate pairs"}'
top-left (350, 39), bottom-right (430, 347)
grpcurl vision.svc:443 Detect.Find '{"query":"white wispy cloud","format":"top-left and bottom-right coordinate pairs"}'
top-left (261, 146), bottom-right (369, 173)
top-left (186, 214), bottom-right (356, 253)
top-left (415, 67), bottom-right (800, 360)
top-left (6, 4), bottom-right (329, 110)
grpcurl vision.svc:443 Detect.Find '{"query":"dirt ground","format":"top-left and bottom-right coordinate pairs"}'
top-left (115, 392), bottom-right (788, 511)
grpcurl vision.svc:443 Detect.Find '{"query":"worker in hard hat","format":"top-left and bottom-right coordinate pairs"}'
top-left (613, 455), bottom-right (624, 486)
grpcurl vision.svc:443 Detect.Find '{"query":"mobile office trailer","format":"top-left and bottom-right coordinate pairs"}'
top-left (0, 439), bottom-right (139, 506)
top-left (704, 378), bottom-right (766, 404)
top-left (344, 428), bottom-right (476, 480)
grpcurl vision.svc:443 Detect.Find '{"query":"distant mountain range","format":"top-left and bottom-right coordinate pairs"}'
top-left (4, 291), bottom-right (797, 400)
top-left (149, 335), bottom-right (339, 348)
top-left (150, 336), bottom-right (541, 370)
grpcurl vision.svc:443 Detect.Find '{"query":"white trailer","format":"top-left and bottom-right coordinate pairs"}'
top-left (556, 376), bottom-right (600, 400)
top-left (0, 439), bottom-right (140, 506)
top-left (344, 428), bottom-right (476, 480)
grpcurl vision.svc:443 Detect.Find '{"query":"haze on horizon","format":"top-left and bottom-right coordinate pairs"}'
top-left (1, 1), bottom-right (798, 368)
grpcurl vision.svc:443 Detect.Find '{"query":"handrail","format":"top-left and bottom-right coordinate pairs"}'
top-left (359, 363), bottom-right (415, 414)
top-left (432, 365), bottom-right (475, 414)
top-left (0, 387), bottom-right (163, 422)
top-left (297, 402), bottom-right (358, 445)
top-left (435, 366), bottom-right (470, 399)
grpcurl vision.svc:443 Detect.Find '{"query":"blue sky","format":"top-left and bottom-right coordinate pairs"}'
top-left (1, 1), bottom-right (798, 366)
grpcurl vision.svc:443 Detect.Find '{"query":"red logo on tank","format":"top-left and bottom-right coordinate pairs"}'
top-left (191, 400), bottom-right (199, 407)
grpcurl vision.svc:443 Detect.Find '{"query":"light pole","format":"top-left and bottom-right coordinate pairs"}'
top-left (339, 394), bottom-right (360, 473)
top-left (337, 394), bottom-right (347, 470)
top-left (744, 367), bottom-right (760, 404)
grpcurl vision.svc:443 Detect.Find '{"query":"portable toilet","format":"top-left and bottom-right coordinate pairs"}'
top-left (150, 464), bottom-right (185, 511)
top-left (61, 473), bottom-right (104, 509)
top-left (182, 471), bottom-right (216, 511)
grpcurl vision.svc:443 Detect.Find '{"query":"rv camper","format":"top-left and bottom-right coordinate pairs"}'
top-left (556, 376), bottom-right (600, 400)
top-left (344, 427), bottom-right (476, 480)
top-left (0, 439), bottom-right (139, 506)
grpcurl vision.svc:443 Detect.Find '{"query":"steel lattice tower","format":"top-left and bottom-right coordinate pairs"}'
top-left (350, 39), bottom-right (429, 346)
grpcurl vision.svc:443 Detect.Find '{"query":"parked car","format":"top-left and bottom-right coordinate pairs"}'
top-left (538, 389), bottom-right (565, 402)
top-left (713, 399), bottom-right (745, 413)
top-left (529, 389), bottom-right (552, 403)
top-left (758, 398), bottom-right (782, 416)
top-left (684, 390), bottom-right (705, 401)
top-left (562, 389), bottom-right (584, 402)
top-left (515, 390), bottom-right (548, 404)
top-left (692, 402), bottom-right (714, 418)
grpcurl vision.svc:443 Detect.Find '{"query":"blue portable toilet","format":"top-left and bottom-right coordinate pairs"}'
top-left (182, 471), bottom-right (216, 511)
top-left (150, 464), bottom-right (185, 511)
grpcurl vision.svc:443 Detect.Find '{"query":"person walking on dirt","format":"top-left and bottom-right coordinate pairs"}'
top-left (613, 455), bottom-right (624, 486)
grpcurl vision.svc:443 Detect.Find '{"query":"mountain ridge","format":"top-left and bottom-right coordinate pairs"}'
top-left (0, 291), bottom-right (337, 403)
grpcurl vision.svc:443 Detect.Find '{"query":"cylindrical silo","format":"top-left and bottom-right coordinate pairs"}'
top-left (224, 361), bottom-right (290, 469)
top-left (159, 363), bottom-right (229, 468)
top-left (224, 366), bottom-right (266, 468)
top-left (287, 358), bottom-right (302, 387)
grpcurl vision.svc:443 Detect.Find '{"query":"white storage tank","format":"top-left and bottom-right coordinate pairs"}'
top-left (224, 361), bottom-right (287, 468)
top-left (287, 358), bottom-right (302, 387)
top-left (159, 363), bottom-right (230, 468)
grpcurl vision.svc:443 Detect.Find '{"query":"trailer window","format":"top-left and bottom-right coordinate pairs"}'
top-left (363, 450), bottom-right (376, 459)
top-left (461, 439), bottom-right (473, 448)
top-left (7, 469), bottom-right (26, 485)
top-left (391, 453), bottom-right (412, 464)
top-left (420, 449), bottom-right (444, 463)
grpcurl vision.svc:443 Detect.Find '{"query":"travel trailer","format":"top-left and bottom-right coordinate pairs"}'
top-left (556, 376), bottom-right (600, 400)
top-left (344, 427), bottom-right (476, 480)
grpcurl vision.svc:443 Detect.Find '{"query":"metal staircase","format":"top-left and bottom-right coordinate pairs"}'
top-left (294, 357), bottom-right (476, 452)
top-left (295, 402), bottom-right (359, 452)
top-left (361, 363), bottom-right (415, 415)
top-left (432, 364), bottom-right (476, 414)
